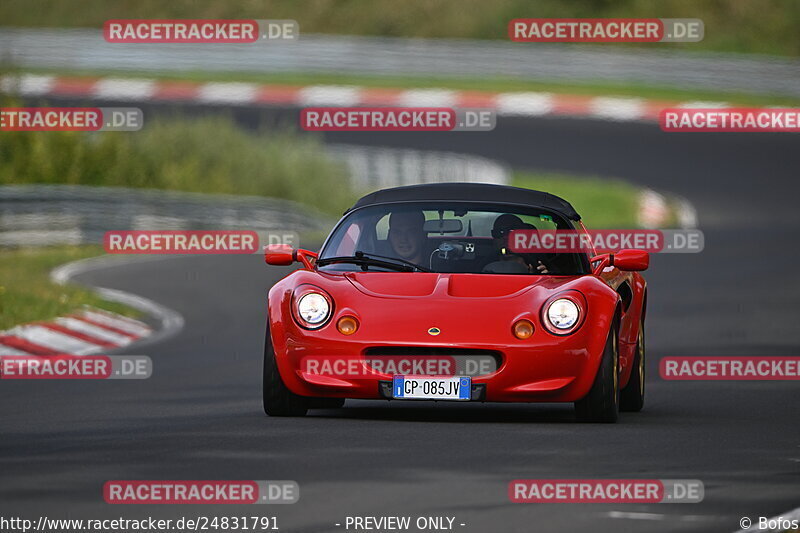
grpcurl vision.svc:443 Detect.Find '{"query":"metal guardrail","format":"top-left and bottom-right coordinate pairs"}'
top-left (0, 185), bottom-right (331, 247)
top-left (329, 144), bottom-right (509, 190)
top-left (1, 28), bottom-right (798, 97)
top-left (0, 145), bottom-right (510, 247)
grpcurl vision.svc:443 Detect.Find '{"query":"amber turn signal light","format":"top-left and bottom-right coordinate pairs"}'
top-left (337, 316), bottom-right (359, 335)
top-left (512, 319), bottom-right (534, 339)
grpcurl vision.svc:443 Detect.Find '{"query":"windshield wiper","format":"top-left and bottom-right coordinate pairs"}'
top-left (355, 251), bottom-right (432, 272)
top-left (317, 251), bottom-right (431, 272)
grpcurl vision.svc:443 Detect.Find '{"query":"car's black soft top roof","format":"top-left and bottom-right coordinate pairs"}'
top-left (347, 182), bottom-right (581, 220)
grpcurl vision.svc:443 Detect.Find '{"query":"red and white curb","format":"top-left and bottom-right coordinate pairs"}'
top-left (0, 255), bottom-right (184, 357)
top-left (0, 73), bottom-right (729, 123)
top-left (0, 307), bottom-right (151, 356)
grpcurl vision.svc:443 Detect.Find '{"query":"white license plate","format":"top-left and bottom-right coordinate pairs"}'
top-left (392, 375), bottom-right (471, 401)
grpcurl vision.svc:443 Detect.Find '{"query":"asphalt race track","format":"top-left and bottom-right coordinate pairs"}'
top-left (1, 102), bottom-right (799, 532)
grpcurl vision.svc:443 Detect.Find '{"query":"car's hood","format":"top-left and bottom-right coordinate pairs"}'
top-left (343, 272), bottom-right (576, 299)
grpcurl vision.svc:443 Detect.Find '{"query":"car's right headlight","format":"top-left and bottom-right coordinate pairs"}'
top-left (543, 295), bottom-right (583, 334)
top-left (293, 286), bottom-right (333, 329)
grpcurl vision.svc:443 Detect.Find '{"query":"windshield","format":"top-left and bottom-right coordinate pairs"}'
top-left (318, 202), bottom-right (590, 275)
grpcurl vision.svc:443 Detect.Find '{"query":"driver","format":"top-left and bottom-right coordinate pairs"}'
top-left (487, 214), bottom-right (549, 274)
top-left (387, 210), bottom-right (426, 266)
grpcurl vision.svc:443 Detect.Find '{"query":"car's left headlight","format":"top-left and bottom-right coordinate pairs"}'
top-left (293, 286), bottom-right (333, 329)
top-left (543, 296), bottom-right (583, 334)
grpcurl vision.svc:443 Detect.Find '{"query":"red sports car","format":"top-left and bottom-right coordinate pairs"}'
top-left (263, 183), bottom-right (648, 422)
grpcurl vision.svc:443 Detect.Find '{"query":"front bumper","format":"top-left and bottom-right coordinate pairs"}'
top-left (272, 332), bottom-right (609, 403)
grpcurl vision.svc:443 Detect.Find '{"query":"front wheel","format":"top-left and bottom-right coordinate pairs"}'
top-left (620, 320), bottom-right (645, 412)
top-left (263, 330), bottom-right (309, 417)
top-left (575, 325), bottom-right (620, 423)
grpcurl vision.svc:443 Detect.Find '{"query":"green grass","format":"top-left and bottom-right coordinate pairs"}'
top-left (0, 246), bottom-right (139, 330)
top-left (14, 68), bottom-right (800, 107)
top-left (1, 0), bottom-right (798, 56)
top-left (512, 172), bottom-right (641, 229)
top-left (0, 111), bottom-right (354, 217)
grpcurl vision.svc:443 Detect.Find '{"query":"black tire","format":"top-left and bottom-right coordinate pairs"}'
top-left (620, 321), bottom-right (645, 412)
top-left (575, 325), bottom-right (620, 423)
top-left (263, 329), bottom-right (309, 417)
